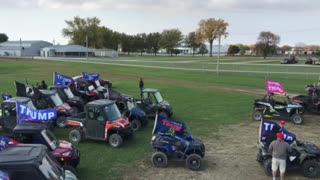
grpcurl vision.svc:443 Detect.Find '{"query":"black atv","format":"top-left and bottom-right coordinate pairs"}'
top-left (252, 93), bottom-right (304, 124)
top-left (292, 85), bottom-right (320, 113)
top-left (257, 140), bottom-right (320, 178)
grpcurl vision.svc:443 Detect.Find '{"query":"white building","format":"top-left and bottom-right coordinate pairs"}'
top-left (0, 41), bottom-right (52, 57)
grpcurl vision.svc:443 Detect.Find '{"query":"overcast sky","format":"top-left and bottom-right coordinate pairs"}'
top-left (1, 0), bottom-right (320, 46)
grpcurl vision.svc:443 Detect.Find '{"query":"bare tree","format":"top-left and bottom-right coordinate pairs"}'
top-left (255, 31), bottom-right (280, 59)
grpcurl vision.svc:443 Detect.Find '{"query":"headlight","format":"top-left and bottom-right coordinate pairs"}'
top-left (62, 151), bottom-right (71, 157)
top-left (152, 136), bottom-right (156, 141)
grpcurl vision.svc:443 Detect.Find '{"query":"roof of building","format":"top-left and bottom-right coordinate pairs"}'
top-left (42, 45), bottom-right (94, 52)
top-left (0, 41), bottom-right (51, 47)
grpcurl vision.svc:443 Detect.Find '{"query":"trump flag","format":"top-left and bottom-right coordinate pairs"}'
top-left (152, 114), bottom-right (186, 137)
top-left (82, 72), bottom-right (100, 81)
top-left (53, 72), bottom-right (73, 87)
top-left (266, 80), bottom-right (285, 94)
top-left (16, 101), bottom-right (57, 124)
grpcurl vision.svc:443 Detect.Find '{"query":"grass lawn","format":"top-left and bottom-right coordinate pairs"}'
top-left (0, 56), bottom-right (317, 179)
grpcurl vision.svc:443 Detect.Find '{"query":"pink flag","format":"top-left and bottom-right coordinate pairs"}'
top-left (266, 80), bottom-right (285, 94)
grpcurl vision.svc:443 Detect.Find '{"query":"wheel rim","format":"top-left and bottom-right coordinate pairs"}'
top-left (254, 112), bottom-right (262, 120)
top-left (190, 159), bottom-right (199, 167)
top-left (156, 156), bottom-right (164, 164)
top-left (132, 122), bottom-right (138, 131)
top-left (111, 137), bottom-right (119, 146)
top-left (308, 166), bottom-right (315, 172)
top-left (58, 120), bottom-right (66, 127)
top-left (293, 116), bottom-right (302, 123)
top-left (71, 133), bottom-right (78, 142)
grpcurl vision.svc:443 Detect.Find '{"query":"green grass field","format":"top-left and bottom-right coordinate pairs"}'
top-left (0, 56), bottom-right (318, 179)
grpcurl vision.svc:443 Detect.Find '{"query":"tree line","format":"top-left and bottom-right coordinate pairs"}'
top-left (62, 16), bottom-right (228, 57)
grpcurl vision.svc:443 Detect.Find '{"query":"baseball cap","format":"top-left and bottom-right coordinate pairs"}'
top-left (280, 120), bottom-right (285, 125)
top-left (277, 132), bottom-right (284, 140)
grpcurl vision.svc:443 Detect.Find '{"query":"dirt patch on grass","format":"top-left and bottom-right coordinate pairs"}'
top-left (123, 114), bottom-right (320, 180)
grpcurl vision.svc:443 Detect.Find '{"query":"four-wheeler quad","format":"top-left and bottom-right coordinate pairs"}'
top-left (151, 115), bottom-right (205, 170)
top-left (136, 88), bottom-right (173, 118)
top-left (49, 85), bottom-right (85, 115)
top-left (71, 76), bottom-right (108, 100)
top-left (281, 55), bottom-right (298, 64)
top-left (12, 122), bottom-right (80, 174)
top-left (66, 99), bottom-right (133, 148)
top-left (0, 143), bottom-right (78, 180)
top-left (292, 85), bottom-right (320, 113)
top-left (115, 94), bottom-right (148, 131)
top-left (257, 121), bottom-right (320, 178)
top-left (0, 97), bottom-right (54, 136)
top-left (252, 93), bottom-right (304, 124)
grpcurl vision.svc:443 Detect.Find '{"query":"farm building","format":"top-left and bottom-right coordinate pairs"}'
top-left (0, 40), bottom-right (52, 57)
top-left (41, 45), bottom-right (94, 57)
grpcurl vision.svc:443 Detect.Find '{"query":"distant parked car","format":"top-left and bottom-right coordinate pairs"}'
top-left (281, 55), bottom-right (298, 64)
top-left (305, 57), bottom-right (318, 64)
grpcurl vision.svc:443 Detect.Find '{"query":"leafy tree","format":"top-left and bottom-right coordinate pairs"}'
top-left (236, 44), bottom-right (250, 55)
top-left (146, 33), bottom-right (161, 56)
top-left (196, 18), bottom-right (228, 57)
top-left (134, 33), bottom-right (147, 56)
top-left (160, 29), bottom-right (183, 56)
top-left (62, 16), bottom-right (103, 48)
top-left (227, 45), bottom-right (240, 56)
top-left (0, 33), bottom-right (8, 43)
top-left (255, 31), bottom-right (280, 59)
top-left (280, 45), bottom-right (292, 54)
top-left (198, 43), bottom-right (208, 56)
top-left (184, 32), bottom-right (200, 56)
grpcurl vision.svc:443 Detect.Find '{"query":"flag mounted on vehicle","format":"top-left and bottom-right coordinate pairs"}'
top-left (266, 80), bottom-right (285, 94)
top-left (82, 72), bottom-right (100, 81)
top-left (15, 81), bottom-right (28, 97)
top-left (1, 94), bottom-right (12, 101)
top-left (259, 119), bottom-right (296, 145)
top-left (53, 72), bottom-right (73, 87)
top-left (16, 101), bottom-right (57, 124)
top-left (152, 114), bottom-right (186, 137)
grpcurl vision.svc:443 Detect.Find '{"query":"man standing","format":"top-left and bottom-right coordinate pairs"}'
top-left (139, 78), bottom-right (144, 96)
top-left (269, 133), bottom-right (291, 180)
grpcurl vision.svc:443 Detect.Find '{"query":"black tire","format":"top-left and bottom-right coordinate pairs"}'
top-left (256, 149), bottom-right (262, 163)
top-left (71, 106), bottom-right (80, 116)
top-left (185, 154), bottom-right (202, 171)
top-left (159, 111), bottom-right (168, 118)
top-left (263, 158), bottom-right (272, 176)
top-left (290, 114), bottom-right (304, 125)
top-left (63, 165), bottom-right (77, 176)
top-left (152, 151), bottom-right (168, 168)
top-left (56, 116), bottom-right (67, 128)
top-left (69, 129), bottom-right (83, 143)
top-left (108, 134), bottom-right (123, 148)
top-left (302, 159), bottom-right (320, 178)
top-left (131, 119), bottom-right (141, 131)
top-left (252, 110), bottom-right (263, 121)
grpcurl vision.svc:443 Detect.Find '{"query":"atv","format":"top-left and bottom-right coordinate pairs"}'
top-left (257, 119), bottom-right (320, 178)
top-left (136, 88), bottom-right (173, 118)
top-left (115, 94), bottom-right (148, 131)
top-left (292, 85), bottom-right (320, 113)
top-left (252, 93), bottom-right (304, 124)
top-left (151, 115), bottom-right (205, 170)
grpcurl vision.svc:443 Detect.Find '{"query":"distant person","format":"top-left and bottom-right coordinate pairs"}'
top-left (269, 133), bottom-right (291, 180)
top-left (41, 80), bottom-right (48, 90)
top-left (139, 78), bottom-right (144, 95)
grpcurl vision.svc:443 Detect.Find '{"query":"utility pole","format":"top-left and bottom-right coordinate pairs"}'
top-left (86, 34), bottom-right (88, 60)
top-left (216, 35), bottom-right (221, 75)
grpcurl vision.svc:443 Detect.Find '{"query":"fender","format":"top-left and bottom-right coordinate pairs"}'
top-left (66, 119), bottom-right (83, 127)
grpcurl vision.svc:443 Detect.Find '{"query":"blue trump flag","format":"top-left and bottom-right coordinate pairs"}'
top-left (259, 119), bottom-right (296, 145)
top-left (0, 136), bottom-right (10, 151)
top-left (152, 114), bottom-right (186, 137)
top-left (82, 72), bottom-right (100, 81)
top-left (0, 170), bottom-right (9, 180)
top-left (1, 94), bottom-right (12, 101)
top-left (53, 72), bottom-right (73, 87)
top-left (16, 101), bottom-right (57, 124)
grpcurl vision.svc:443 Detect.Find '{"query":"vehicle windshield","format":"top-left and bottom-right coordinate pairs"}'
top-left (39, 154), bottom-right (64, 180)
top-left (104, 103), bottom-right (121, 121)
top-left (271, 94), bottom-right (291, 105)
top-left (41, 129), bottom-right (59, 150)
top-left (50, 93), bottom-right (63, 106)
top-left (126, 100), bottom-right (136, 110)
top-left (63, 88), bottom-right (74, 99)
top-left (154, 92), bottom-right (164, 103)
